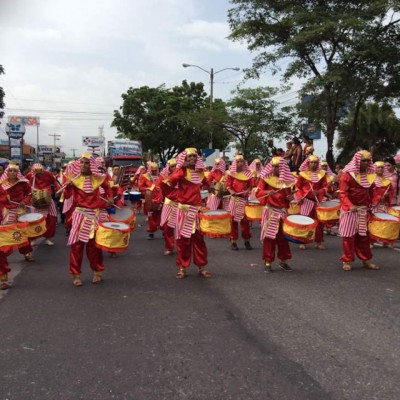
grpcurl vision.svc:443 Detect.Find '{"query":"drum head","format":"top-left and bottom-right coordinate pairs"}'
top-left (129, 191), bottom-right (141, 196)
top-left (391, 206), bottom-right (400, 210)
top-left (203, 210), bottom-right (229, 216)
top-left (102, 222), bottom-right (130, 230)
top-left (373, 212), bottom-right (398, 221)
top-left (112, 208), bottom-right (134, 221)
top-left (201, 190), bottom-right (209, 200)
top-left (286, 215), bottom-right (315, 224)
top-left (248, 199), bottom-right (260, 205)
top-left (319, 200), bottom-right (339, 208)
top-left (18, 213), bottom-right (43, 222)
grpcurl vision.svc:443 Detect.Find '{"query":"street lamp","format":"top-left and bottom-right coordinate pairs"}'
top-left (182, 63), bottom-right (240, 148)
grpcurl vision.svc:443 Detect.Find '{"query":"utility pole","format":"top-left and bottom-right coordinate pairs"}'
top-left (48, 134), bottom-right (61, 169)
top-left (70, 148), bottom-right (78, 158)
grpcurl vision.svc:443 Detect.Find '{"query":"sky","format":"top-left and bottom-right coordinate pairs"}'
top-left (0, 0), bottom-right (316, 158)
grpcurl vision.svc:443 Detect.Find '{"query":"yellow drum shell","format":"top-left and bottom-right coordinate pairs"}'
top-left (245, 201), bottom-right (263, 221)
top-left (283, 215), bottom-right (317, 244)
top-left (95, 222), bottom-right (131, 252)
top-left (316, 200), bottom-right (341, 222)
top-left (199, 210), bottom-right (231, 238)
top-left (388, 206), bottom-right (400, 218)
top-left (18, 213), bottom-right (47, 238)
top-left (0, 222), bottom-right (29, 249)
top-left (368, 213), bottom-right (399, 243)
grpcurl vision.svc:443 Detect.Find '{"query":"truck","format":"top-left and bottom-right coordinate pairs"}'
top-left (107, 139), bottom-right (143, 187)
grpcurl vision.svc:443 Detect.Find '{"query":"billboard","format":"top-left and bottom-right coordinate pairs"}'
top-left (8, 116), bottom-right (40, 126)
top-left (82, 136), bottom-right (105, 147)
top-left (107, 140), bottom-right (142, 156)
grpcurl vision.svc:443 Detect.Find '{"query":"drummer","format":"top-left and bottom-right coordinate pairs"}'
top-left (205, 158), bottom-right (226, 210)
top-left (295, 155), bottom-right (328, 250)
top-left (256, 157), bottom-right (296, 272)
top-left (372, 161), bottom-right (394, 213)
top-left (64, 153), bottom-right (114, 286)
top-left (164, 147), bottom-right (211, 279)
top-left (26, 163), bottom-right (60, 246)
top-left (226, 154), bottom-right (254, 251)
top-left (338, 150), bottom-right (379, 271)
top-left (157, 158), bottom-right (178, 255)
top-left (139, 162), bottom-right (162, 240)
top-left (0, 164), bottom-right (34, 264)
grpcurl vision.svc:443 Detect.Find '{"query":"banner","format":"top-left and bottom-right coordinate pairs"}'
top-left (82, 136), bottom-right (105, 147)
top-left (8, 116), bottom-right (40, 126)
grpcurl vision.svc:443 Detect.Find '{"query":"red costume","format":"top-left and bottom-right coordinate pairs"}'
top-left (256, 157), bottom-right (296, 270)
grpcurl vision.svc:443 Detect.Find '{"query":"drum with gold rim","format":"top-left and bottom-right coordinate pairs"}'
top-left (244, 199), bottom-right (263, 221)
top-left (315, 200), bottom-right (341, 223)
top-left (283, 215), bottom-right (317, 244)
top-left (18, 213), bottom-right (47, 238)
top-left (368, 212), bottom-right (400, 243)
top-left (199, 210), bottom-right (231, 238)
top-left (95, 222), bottom-right (131, 252)
top-left (388, 205), bottom-right (400, 218)
top-left (109, 207), bottom-right (136, 231)
top-left (0, 222), bottom-right (29, 250)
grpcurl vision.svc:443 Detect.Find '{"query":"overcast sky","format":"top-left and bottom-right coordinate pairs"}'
top-left (0, 0), bottom-right (310, 157)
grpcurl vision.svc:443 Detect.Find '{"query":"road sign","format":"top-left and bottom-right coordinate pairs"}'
top-left (82, 136), bottom-right (105, 147)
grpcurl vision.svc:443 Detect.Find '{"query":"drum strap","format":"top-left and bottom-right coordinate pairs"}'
top-left (227, 196), bottom-right (246, 222)
top-left (68, 207), bottom-right (99, 245)
top-left (160, 200), bottom-right (177, 228)
top-left (300, 198), bottom-right (315, 217)
top-left (339, 208), bottom-right (368, 237)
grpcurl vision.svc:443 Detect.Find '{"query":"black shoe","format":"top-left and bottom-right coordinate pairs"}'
top-left (244, 241), bottom-right (253, 250)
top-left (147, 233), bottom-right (154, 240)
top-left (279, 262), bottom-right (293, 272)
top-left (231, 242), bottom-right (239, 250)
top-left (264, 264), bottom-right (273, 273)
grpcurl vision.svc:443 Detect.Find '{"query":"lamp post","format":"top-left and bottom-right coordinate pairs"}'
top-left (182, 63), bottom-right (240, 148)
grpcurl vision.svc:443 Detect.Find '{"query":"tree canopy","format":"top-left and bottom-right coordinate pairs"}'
top-left (228, 0), bottom-right (400, 165)
top-left (111, 80), bottom-right (229, 164)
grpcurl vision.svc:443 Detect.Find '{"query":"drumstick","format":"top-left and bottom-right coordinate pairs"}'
top-left (100, 196), bottom-right (122, 209)
top-left (222, 190), bottom-right (248, 199)
top-left (9, 200), bottom-right (35, 210)
top-left (308, 182), bottom-right (320, 204)
top-left (56, 174), bottom-right (81, 194)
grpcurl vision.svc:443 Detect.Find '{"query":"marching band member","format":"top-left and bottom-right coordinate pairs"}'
top-left (295, 155), bottom-right (328, 250)
top-left (256, 157), bottom-right (296, 273)
top-left (64, 153), bottom-right (114, 286)
top-left (26, 163), bottom-right (60, 246)
top-left (226, 154), bottom-right (254, 250)
top-left (338, 150), bottom-right (379, 271)
top-left (165, 148), bottom-right (211, 279)
top-left (384, 156), bottom-right (399, 205)
top-left (372, 161), bottom-right (393, 213)
top-left (157, 158), bottom-right (178, 256)
top-left (0, 163), bottom-right (34, 262)
top-left (139, 162), bottom-right (162, 240)
top-left (206, 157), bottom-right (226, 210)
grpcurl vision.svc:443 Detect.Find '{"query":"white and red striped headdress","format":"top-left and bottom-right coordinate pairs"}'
top-left (320, 161), bottom-right (334, 177)
top-left (229, 154), bottom-right (253, 179)
top-left (65, 153), bottom-right (103, 178)
top-left (211, 157), bottom-right (226, 174)
top-left (249, 158), bottom-right (262, 172)
top-left (160, 158), bottom-right (176, 177)
top-left (260, 156), bottom-right (296, 183)
top-left (176, 148), bottom-right (206, 171)
top-left (342, 150), bottom-right (374, 174)
top-left (0, 163), bottom-right (29, 190)
top-left (146, 161), bottom-right (159, 176)
top-left (299, 155), bottom-right (321, 172)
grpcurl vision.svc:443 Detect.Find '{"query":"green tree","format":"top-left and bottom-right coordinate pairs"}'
top-left (112, 80), bottom-right (229, 164)
top-left (223, 86), bottom-right (295, 161)
top-left (336, 102), bottom-right (400, 163)
top-left (0, 65), bottom-right (5, 119)
top-left (228, 1), bottom-right (400, 166)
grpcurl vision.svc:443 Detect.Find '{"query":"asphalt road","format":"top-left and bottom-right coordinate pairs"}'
top-left (0, 214), bottom-right (399, 400)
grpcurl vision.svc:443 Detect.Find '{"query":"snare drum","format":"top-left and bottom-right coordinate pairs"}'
top-left (95, 222), bottom-right (131, 252)
top-left (388, 205), bottom-right (400, 218)
top-left (0, 223), bottom-right (29, 250)
top-left (109, 207), bottom-right (136, 231)
top-left (245, 199), bottom-right (263, 221)
top-left (129, 191), bottom-right (142, 202)
top-left (199, 210), bottom-right (231, 238)
top-left (18, 213), bottom-right (47, 238)
top-left (31, 189), bottom-right (51, 208)
top-left (368, 212), bottom-right (400, 243)
top-left (316, 200), bottom-right (340, 222)
top-left (283, 215), bottom-right (317, 244)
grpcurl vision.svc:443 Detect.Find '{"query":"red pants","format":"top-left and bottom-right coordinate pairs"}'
top-left (163, 225), bottom-right (174, 251)
top-left (310, 208), bottom-right (324, 243)
top-left (69, 239), bottom-right (105, 275)
top-left (147, 210), bottom-right (161, 233)
top-left (341, 234), bottom-right (372, 262)
top-left (230, 217), bottom-right (251, 241)
top-left (43, 215), bottom-right (57, 239)
top-left (262, 224), bottom-right (292, 263)
top-left (0, 252), bottom-right (11, 275)
top-left (176, 230), bottom-right (207, 268)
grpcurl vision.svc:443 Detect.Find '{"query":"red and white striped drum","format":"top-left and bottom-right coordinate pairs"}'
top-left (368, 212), bottom-right (400, 243)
